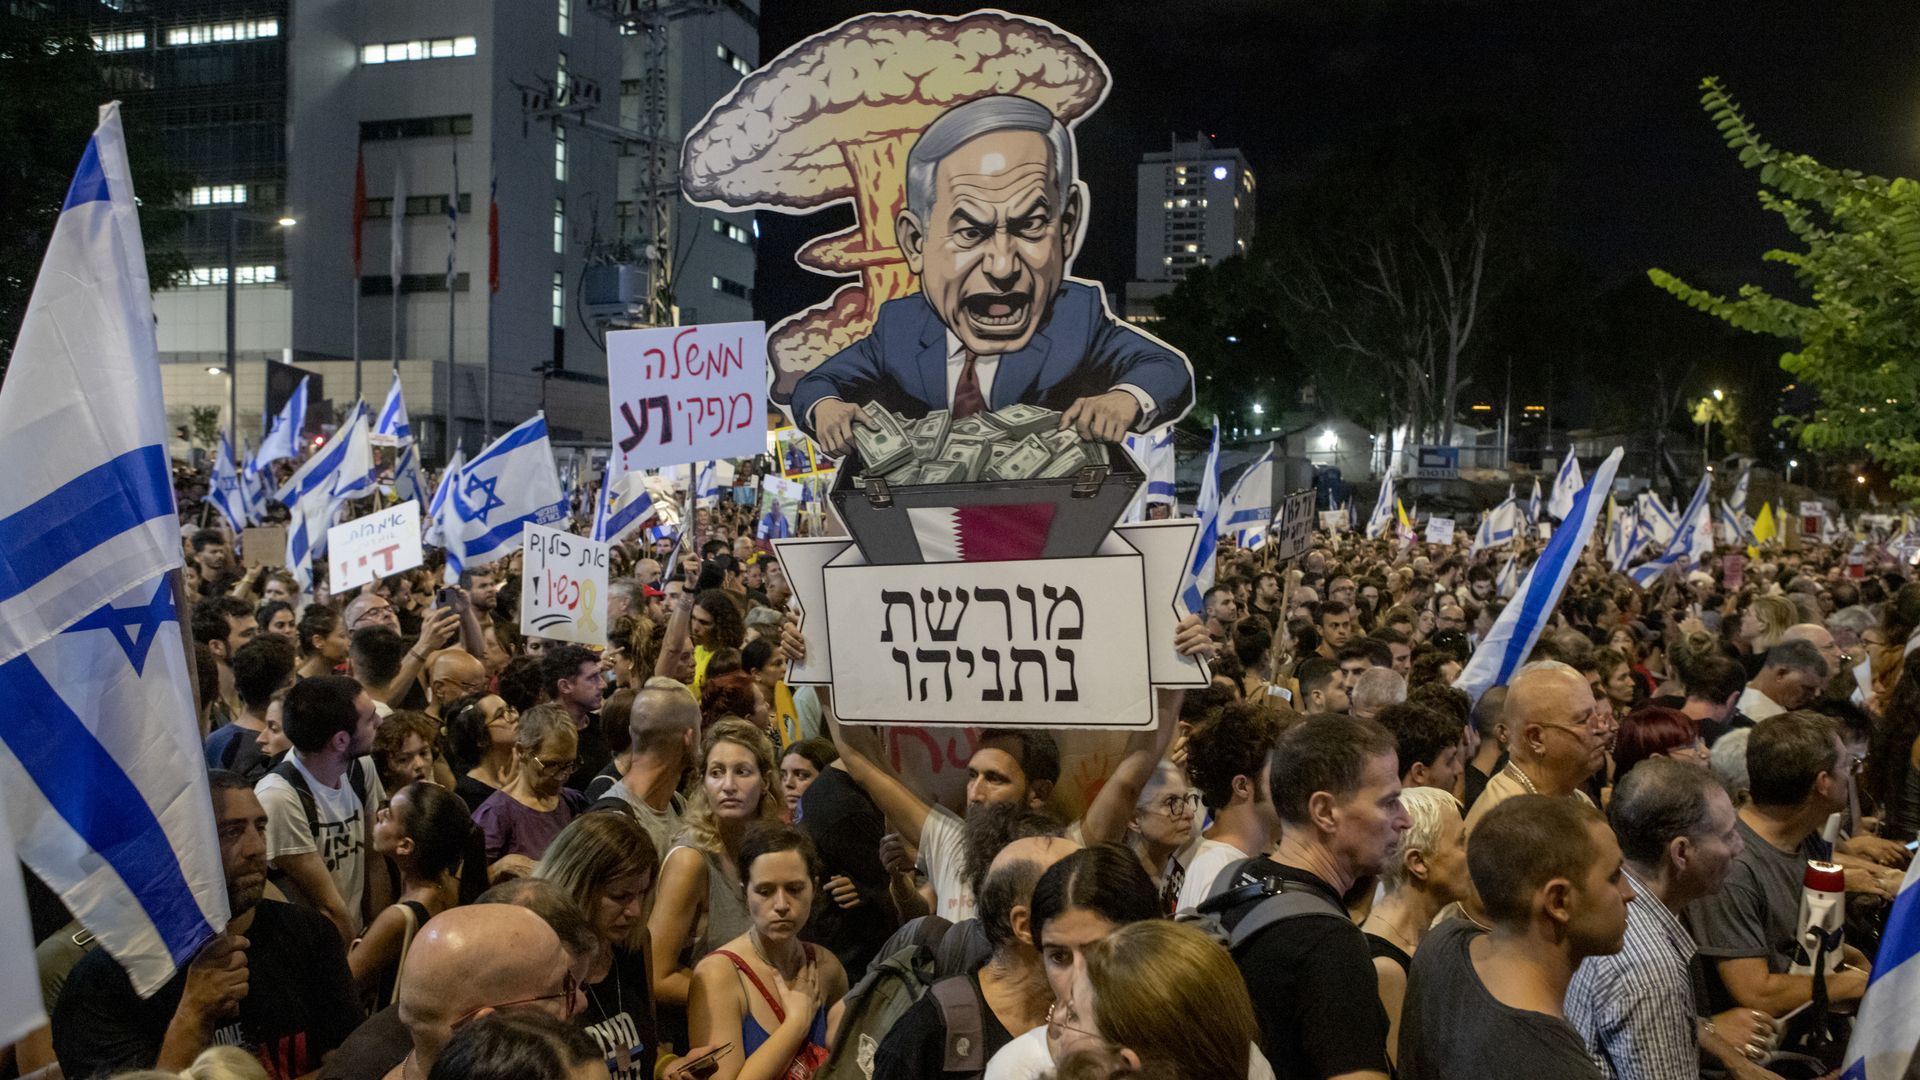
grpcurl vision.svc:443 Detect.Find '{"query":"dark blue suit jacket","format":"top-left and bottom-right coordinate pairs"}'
top-left (790, 280), bottom-right (1194, 436)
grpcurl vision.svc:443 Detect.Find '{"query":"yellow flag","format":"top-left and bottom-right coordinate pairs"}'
top-left (1397, 498), bottom-right (1412, 529)
top-left (1752, 501), bottom-right (1777, 547)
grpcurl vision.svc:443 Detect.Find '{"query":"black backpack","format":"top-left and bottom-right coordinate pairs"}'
top-left (264, 756), bottom-right (373, 897)
top-left (1177, 857), bottom-right (1350, 951)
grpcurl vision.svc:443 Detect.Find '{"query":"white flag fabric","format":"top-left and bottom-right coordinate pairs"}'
top-left (0, 103), bottom-right (229, 1000)
top-left (1367, 471), bottom-right (1396, 540)
top-left (1637, 492), bottom-right (1678, 553)
top-left (423, 442), bottom-right (464, 554)
top-left (375, 368), bottom-right (411, 445)
top-left (592, 468), bottom-right (661, 546)
top-left (1220, 446), bottom-right (1275, 538)
top-left (252, 374), bottom-right (309, 468)
top-left (1181, 420), bottom-right (1222, 614)
top-left (1495, 551), bottom-right (1519, 599)
top-left (1547, 448), bottom-right (1583, 521)
top-left (1840, 854), bottom-right (1920, 1079)
top-left (1526, 478), bottom-right (1542, 525)
top-left (1122, 427), bottom-right (1177, 522)
top-left (1675, 473), bottom-right (1714, 566)
top-left (276, 400), bottom-right (376, 591)
top-left (443, 414), bottom-right (566, 574)
top-left (1471, 496), bottom-right (1520, 555)
top-left (392, 439), bottom-right (427, 506)
top-left (207, 434), bottom-right (248, 532)
top-left (1455, 448), bottom-right (1624, 706)
top-left (0, 812), bottom-right (41, 1043)
top-left (1606, 499), bottom-right (1640, 573)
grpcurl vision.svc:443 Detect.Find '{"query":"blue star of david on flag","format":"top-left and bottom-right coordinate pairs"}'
top-left (60, 578), bottom-right (175, 676)
top-left (462, 471), bottom-right (506, 523)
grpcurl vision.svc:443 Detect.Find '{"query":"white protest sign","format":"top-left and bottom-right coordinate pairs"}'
top-left (607, 321), bottom-right (767, 480)
top-left (1424, 516), bottom-right (1456, 546)
top-left (825, 555), bottom-right (1150, 728)
top-left (1271, 489), bottom-right (1317, 562)
top-left (326, 501), bottom-right (423, 591)
top-left (1318, 510), bottom-right (1347, 533)
top-left (520, 523), bottom-right (610, 646)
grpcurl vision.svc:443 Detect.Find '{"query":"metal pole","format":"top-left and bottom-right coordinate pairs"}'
top-left (352, 273), bottom-right (362, 402)
top-left (484, 275), bottom-right (493, 442)
top-left (225, 211), bottom-right (238, 444)
top-left (447, 257), bottom-right (457, 463)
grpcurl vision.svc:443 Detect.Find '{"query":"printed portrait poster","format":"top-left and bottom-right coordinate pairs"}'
top-left (684, 9), bottom-right (1210, 809)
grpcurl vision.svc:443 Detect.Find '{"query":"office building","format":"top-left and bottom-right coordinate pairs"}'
top-left (54, 0), bottom-right (758, 460)
top-left (1124, 133), bottom-right (1255, 322)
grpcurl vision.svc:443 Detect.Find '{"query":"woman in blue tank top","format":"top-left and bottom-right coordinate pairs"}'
top-left (687, 822), bottom-right (848, 1080)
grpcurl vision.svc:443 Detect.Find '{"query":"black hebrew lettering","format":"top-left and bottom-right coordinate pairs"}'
top-left (921, 587), bottom-right (969, 641)
top-left (1054, 647), bottom-right (1079, 702)
top-left (955, 647), bottom-right (975, 677)
top-left (1015, 585), bottom-right (1039, 639)
top-left (880, 590), bottom-right (915, 643)
top-left (973, 588), bottom-right (1012, 638)
top-left (980, 646), bottom-right (1005, 702)
top-left (892, 648), bottom-right (912, 698)
top-left (1042, 585), bottom-right (1084, 640)
top-left (915, 648), bottom-right (953, 701)
top-left (1008, 647), bottom-right (1048, 703)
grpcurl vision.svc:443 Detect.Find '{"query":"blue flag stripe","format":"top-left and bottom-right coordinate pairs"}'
top-left (465, 504), bottom-right (564, 556)
top-left (62, 137), bottom-right (109, 210)
top-left (0, 643), bottom-right (215, 967)
top-left (0, 445), bottom-right (173, 606)
top-left (1495, 472), bottom-right (1598, 685)
top-left (467, 418), bottom-right (546, 469)
top-left (1869, 882), bottom-right (1920, 988)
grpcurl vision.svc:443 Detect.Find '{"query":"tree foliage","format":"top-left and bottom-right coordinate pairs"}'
top-left (0, 14), bottom-right (189, 367)
top-left (1650, 76), bottom-right (1920, 492)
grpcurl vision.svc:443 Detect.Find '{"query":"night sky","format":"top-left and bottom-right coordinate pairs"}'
top-left (749, 1), bottom-right (1920, 322)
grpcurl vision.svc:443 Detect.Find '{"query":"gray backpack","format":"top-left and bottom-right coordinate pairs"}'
top-left (1176, 857), bottom-right (1349, 950)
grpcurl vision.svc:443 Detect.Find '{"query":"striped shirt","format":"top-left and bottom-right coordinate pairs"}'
top-left (1564, 869), bottom-right (1702, 1080)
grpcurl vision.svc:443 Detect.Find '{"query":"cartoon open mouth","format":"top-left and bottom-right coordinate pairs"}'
top-left (963, 291), bottom-right (1033, 335)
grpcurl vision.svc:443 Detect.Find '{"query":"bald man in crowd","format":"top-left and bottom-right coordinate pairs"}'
top-left (386, 905), bottom-right (577, 1080)
top-left (426, 650), bottom-right (489, 718)
top-left (1466, 662), bottom-right (1614, 833)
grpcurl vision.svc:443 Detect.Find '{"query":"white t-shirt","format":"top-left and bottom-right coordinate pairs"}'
top-left (255, 752), bottom-right (385, 934)
top-left (1174, 837), bottom-right (1252, 914)
top-left (984, 1022), bottom-right (1277, 1080)
top-left (602, 776), bottom-right (683, 870)
top-left (920, 803), bottom-right (974, 923)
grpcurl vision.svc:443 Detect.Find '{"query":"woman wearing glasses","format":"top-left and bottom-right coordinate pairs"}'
top-left (473, 703), bottom-right (589, 879)
top-left (984, 844), bottom-right (1161, 1080)
top-left (1049, 920), bottom-right (1265, 1080)
top-left (536, 811), bottom-right (670, 1080)
top-left (1123, 761), bottom-right (1200, 907)
top-left (649, 719), bottom-right (783, 1019)
top-left (446, 692), bottom-right (522, 814)
top-left (689, 822), bottom-right (846, 1080)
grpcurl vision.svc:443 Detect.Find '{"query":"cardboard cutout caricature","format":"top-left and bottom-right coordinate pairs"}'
top-left (682, 10), bottom-right (1205, 738)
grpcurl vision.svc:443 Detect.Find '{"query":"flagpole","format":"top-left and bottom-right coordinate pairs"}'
top-left (446, 139), bottom-right (458, 464)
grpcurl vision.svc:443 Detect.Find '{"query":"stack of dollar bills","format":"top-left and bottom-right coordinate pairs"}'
top-left (852, 401), bottom-right (1111, 486)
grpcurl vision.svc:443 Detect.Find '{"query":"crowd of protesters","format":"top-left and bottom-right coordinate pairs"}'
top-left (8, 454), bottom-right (1920, 1080)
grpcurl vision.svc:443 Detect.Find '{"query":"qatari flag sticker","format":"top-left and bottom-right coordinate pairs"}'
top-left (907, 503), bottom-right (1058, 562)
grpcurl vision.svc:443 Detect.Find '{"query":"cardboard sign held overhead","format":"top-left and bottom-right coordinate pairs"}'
top-left (607, 322), bottom-right (769, 481)
top-left (521, 523), bottom-right (609, 646)
top-left (326, 502), bottom-right (423, 592)
top-left (242, 525), bottom-right (287, 570)
top-left (1272, 489), bottom-right (1317, 562)
top-left (1424, 517), bottom-right (1456, 546)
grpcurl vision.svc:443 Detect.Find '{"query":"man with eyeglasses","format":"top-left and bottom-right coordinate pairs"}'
top-left (1689, 711), bottom-right (1874, 1021)
top-left (792, 94), bottom-right (1194, 454)
top-left (53, 771), bottom-right (361, 1078)
top-left (1464, 662), bottom-right (1612, 835)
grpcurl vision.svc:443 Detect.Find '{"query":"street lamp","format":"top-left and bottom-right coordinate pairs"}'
top-left (223, 209), bottom-right (297, 445)
top-left (1787, 459), bottom-right (1798, 485)
top-left (1712, 387), bottom-right (1724, 401)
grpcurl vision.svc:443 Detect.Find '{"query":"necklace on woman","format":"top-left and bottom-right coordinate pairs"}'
top-left (1364, 913), bottom-right (1420, 953)
top-left (586, 949), bottom-right (623, 1020)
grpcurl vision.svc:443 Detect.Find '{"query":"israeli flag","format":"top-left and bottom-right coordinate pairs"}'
top-left (1637, 492), bottom-right (1678, 553)
top-left (1675, 473), bottom-right (1714, 565)
top-left (1547, 448), bottom-right (1583, 522)
top-left (1181, 419), bottom-right (1222, 615)
top-left (1454, 448), bottom-right (1624, 706)
top-left (207, 433), bottom-right (248, 532)
top-left (1220, 445), bottom-right (1275, 536)
top-left (1606, 499), bottom-right (1640, 573)
top-left (443, 414), bottom-right (566, 575)
top-left (276, 400), bottom-right (375, 591)
top-left (592, 468), bottom-right (661, 546)
top-left (392, 438), bottom-right (426, 505)
top-left (374, 368), bottom-right (411, 446)
top-left (1366, 471), bottom-right (1396, 540)
top-left (1840, 855), bottom-right (1920, 1079)
top-left (1472, 495), bottom-right (1520, 555)
top-left (0, 103), bottom-right (229, 1003)
top-left (423, 442), bottom-right (464, 552)
top-left (252, 374), bottom-right (310, 468)
top-left (1123, 427), bottom-right (1177, 522)
top-left (1496, 551), bottom-right (1519, 599)
top-left (1526, 478), bottom-right (1542, 525)
top-left (239, 439), bottom-right (270, 524)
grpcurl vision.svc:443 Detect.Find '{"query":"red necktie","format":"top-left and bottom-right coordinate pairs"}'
top-left (953, 354), bottom-right (986, 418)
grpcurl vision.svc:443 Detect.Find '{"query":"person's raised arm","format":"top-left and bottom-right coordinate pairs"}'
top-left (1081, 615), bottom-right (1212, 844)
top-left (646, 846), bottom-right (708, 1006)
top-left (781, 618), bottom-right (932, 845)
top-left (657, 592), bottom-right (694, 679)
